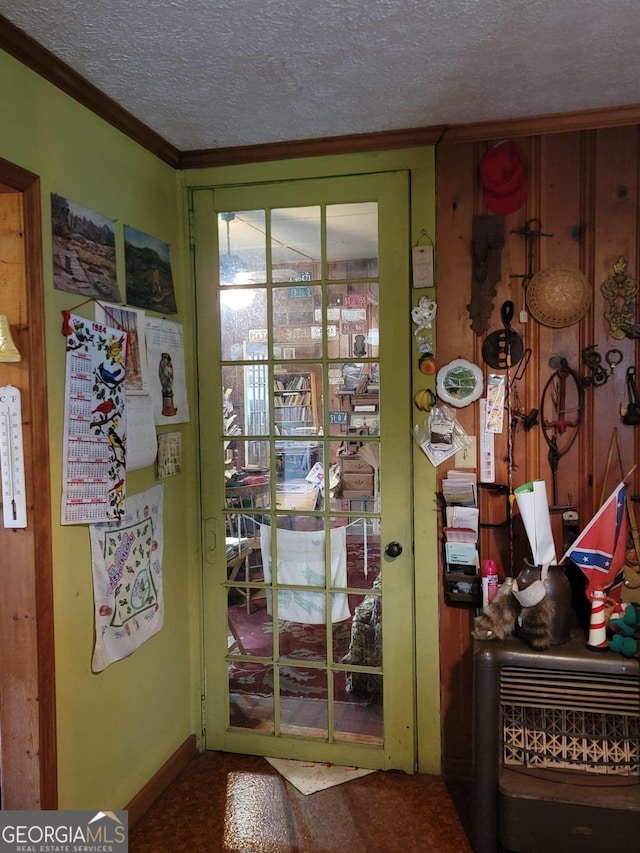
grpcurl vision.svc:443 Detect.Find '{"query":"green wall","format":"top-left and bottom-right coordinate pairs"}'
top-left (1, 49), bottom-right (201, 808)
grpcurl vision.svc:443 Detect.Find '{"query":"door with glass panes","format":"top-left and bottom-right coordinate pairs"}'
top-left (192, 172), bottom-right (415, 771)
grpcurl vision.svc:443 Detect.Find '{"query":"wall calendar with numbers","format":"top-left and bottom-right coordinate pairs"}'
top-left (61, 313), bottom-right (128, 525)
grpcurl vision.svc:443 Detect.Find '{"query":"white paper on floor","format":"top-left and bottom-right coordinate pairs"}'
top-left (265, 757), bottom-right (376, 795)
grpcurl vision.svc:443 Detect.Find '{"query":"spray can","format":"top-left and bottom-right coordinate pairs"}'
top-left (481, 559), bottom-right (499, 609)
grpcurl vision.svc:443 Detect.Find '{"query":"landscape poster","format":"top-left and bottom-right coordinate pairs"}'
top-left (124, 225), bottom-right (177, 314)
top-left (51, 194), bottom-right (121, 301)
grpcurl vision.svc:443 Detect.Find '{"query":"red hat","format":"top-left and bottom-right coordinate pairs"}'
top-left (480, 140), bottom-right (527, 215)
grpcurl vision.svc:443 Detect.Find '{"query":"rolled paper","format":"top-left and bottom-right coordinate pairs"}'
top-left (514, 480), bottom-right (557, 567)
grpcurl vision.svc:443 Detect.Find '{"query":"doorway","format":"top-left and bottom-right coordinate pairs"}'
top-left (0, 157), bottom-right (57, 808)
top-left (193, 171), bottom-right (416, 771)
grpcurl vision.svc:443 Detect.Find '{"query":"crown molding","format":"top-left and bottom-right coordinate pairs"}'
top-left (0, 15), bottom-right (180, 168)
top-left (438, 103), bottom-right (640, 145)
top-left (178, 125), bottom-right (447, 169)
top-left (179, 103), bottom-right (640, 168)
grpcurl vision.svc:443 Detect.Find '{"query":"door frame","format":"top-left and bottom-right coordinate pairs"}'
top-left (192, 170), bottom-right (417, 771)
top-left (0, 156), bottom-right (57, 808)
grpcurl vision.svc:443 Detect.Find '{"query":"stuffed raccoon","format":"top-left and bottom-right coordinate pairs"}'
top-left (472, 573), bottom-right (556, 650)
top-left (472, 578), bottom-right (520, 641)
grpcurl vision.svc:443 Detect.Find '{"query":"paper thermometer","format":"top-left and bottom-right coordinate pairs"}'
top-left (0, 385), bottom-right (27, 528)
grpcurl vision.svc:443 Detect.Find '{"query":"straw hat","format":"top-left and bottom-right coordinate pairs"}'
top-left (526, 265), bottom-right (592, 327)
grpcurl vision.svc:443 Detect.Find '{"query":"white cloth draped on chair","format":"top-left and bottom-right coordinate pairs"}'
top-left (260, 524), bottom-right (350, 623)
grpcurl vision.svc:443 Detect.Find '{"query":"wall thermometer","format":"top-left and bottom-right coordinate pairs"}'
top-left (0, 385), bottom-right (27, 528)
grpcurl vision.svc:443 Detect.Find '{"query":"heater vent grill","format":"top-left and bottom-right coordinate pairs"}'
top-left (500, 666), bottom-right (640, 715)
top-left (500, 666), bottom-right (640, 775)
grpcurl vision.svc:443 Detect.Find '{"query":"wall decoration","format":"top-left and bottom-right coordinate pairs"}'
top-left (436, 359), bottom-right (483, 408)
top-left (94, 302), bottom-right (150, 395)
top-left (124, 225), bottom-right (177, 314)
top-left (528, 264), bottom-right (592, 329)
top-left (601, 256), bottom-right (639, 340)
top-left (156, 431), bottom-right (182, 478)
top-left (89, 484), bottom-right (164, 672)
top-left (144, 317), bottom-right (190, 424)
top-left (51, 194), bottom-right (121, 301)
top-left (61, 314), bottom-right (127, 525)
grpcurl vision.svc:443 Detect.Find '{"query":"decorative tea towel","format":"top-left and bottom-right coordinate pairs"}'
top-left (90, 485), bottom-right (164, 671)
top-left (260, 524), bottom-right (350, 623)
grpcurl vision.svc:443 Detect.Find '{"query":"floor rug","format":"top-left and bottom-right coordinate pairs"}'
top-left (265, 757), bottom-right (377, 795)
top-left (228, 540), bottom-right (382, 704)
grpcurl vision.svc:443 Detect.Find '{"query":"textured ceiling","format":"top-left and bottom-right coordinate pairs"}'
top-left (2, 0), bottom-right (640, 152)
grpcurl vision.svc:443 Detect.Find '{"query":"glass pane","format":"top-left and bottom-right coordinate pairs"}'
top-left (333, 672), bottom-right (383, 743)
top-left (272, 285), bottom-right (323, 359)
top-left (271, 206), bottom-right (321, 281)
top-left (280, 669), bottom-right (328, 736)
top-left (227, 580), bottom-right (269, 658)
top-left (274, 439), bottom-right (322, 480)
top-left (326, 283), bottom-right (379, 359)
top-left (328, 437), bottom-right (380, 514)
top-left (224, 437), bottom-right (271, 486)
top-left (273, 363), bottom-right (322, 437)
top-left (218, 210), bottom-right (266, 284)
top-left (220, 287), bottom-right (267, 361)
top-left (222, 364), bottom-right (268, 438)
top-left (279, 616), bottom-right (327, 663)
top-left (228, 662), bottom-right (274, 731)
top-left (225, 459), bottom-right (271, 518)
top-left (326, 203), bottom-right (378, 280)
top-left (328, 362), bottom-right (379, 434)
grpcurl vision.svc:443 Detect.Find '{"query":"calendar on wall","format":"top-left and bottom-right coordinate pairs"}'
top-left (61, 313), bottom-right (128, 525)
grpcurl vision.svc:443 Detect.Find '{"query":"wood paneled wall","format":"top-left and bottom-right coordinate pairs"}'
top-left (435, 126), bottom-right (640, 779)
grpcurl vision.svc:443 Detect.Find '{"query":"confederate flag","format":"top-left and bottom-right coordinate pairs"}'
top-left (562, 481), bottom-right (628, 601)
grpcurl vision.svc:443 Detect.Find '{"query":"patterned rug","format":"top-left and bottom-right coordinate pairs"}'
top-left (228, 539), bottom-right (380, 704)
top-left (228, 600), bottom-right (354, 702)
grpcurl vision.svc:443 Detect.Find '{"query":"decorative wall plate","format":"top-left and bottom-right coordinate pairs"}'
top-left (436, 359), bottom-right (483, 407)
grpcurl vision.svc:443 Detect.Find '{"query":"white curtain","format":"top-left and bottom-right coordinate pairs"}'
top-left (260, 524), bottom-right (350, 623)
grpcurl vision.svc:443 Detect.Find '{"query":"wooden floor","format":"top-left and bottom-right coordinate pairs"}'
top-left (129, 751), bottom-right (473, 852)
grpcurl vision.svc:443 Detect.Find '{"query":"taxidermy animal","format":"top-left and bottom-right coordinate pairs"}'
top-left (472, 579), bottom-right (520, 641)
top-left (472, 575), bottom-right (555, 650)
top-left (516, 595), bottom-right (555, 650)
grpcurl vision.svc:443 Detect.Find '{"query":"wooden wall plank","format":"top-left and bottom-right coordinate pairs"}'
top-left (436, 123), bottom-right (640, 780)
top-left (435, 140), bottom-right (477, 777)
top-left (591, 126), bottom-right (640, 507)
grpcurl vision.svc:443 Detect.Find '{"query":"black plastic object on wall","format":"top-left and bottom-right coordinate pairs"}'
top-left (482, 301), bottom-right (524, 369)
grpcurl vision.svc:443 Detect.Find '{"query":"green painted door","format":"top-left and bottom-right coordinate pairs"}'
top-left (192, 171), bottom-right (415, 771)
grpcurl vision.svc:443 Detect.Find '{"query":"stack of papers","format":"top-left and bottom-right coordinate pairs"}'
top-left (441, 470), bottom-right (477, 507)
top-left (442, 471), bottom-right (479, 574)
